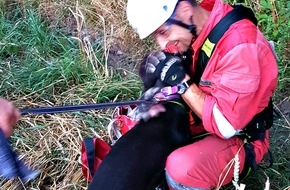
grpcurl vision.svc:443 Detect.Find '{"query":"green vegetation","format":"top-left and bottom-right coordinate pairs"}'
top-left (0, 0), bottom-right (289, 189)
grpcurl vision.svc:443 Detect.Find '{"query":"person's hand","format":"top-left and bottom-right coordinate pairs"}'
top-left (140, 86), bottom-right (161, 101)
top-left (0, 98), bottom-right (21, 137)
top-left (144, 51), bottom-right (186, 86)
top-left (134, 103), bottom-right (166, 122)
top-left (139, 52), bottom-right (162, 91)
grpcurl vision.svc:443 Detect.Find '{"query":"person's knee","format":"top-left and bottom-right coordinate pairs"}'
top-left (165, 170), bottom-right (210, 190)
top-left (165, 148), bottom-right (204, 185)
top-left (166, 149), bottom-right (191, 181)
top-left (165, 145), bottom-right (214, 189)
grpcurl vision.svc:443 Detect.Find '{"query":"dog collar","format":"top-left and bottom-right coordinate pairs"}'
top-left (160, 79), bottom-right (193, 95)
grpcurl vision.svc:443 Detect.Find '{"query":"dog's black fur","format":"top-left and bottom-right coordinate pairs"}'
top-left (88, 102), bottom-right (190, 190)
top-left (88, 54), bottom-right (191, 190)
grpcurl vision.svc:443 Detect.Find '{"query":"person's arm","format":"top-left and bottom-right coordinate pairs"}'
top-left (181, 74), bottom-right (205, 118)
top-left (0, 98), bottom-right (21, 137)
top-left (182, 43), bottom-right (278, 139)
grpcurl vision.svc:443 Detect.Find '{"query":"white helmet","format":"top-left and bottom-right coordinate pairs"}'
top-left (127, 0), bottom-right (178, 39)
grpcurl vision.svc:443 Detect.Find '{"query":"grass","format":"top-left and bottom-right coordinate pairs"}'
top-left (0, 0), bottom-right (289, 189)
top-left (0, 1), bottom-right (142, 189)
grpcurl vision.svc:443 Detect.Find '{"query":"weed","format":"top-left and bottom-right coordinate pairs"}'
top-left (0, 0), bottom-right (289, 189)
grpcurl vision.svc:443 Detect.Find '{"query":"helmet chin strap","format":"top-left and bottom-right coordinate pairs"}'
top-left (166, 18), bottom-right (197, 36)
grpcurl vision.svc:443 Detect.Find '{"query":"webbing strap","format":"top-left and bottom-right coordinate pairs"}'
top-left (205, 5), bottom-right (257, 43)
top-left (168, 101), bottom-right (186, 110)
top-left (194, 5), bottom-right (257, 84)
top-left (83, 138), bottom-right (96, 177)
top-left (240, 144), bottom-right (273, 180)
top-left (239, 142), bottom-right (257, 180)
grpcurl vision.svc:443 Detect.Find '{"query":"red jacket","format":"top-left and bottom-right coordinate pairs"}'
top-left (190, 0), bottom-right (278, 161)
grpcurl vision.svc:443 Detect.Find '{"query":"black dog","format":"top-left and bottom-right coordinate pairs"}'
top-left (88, 55), bottom-right (191, 190)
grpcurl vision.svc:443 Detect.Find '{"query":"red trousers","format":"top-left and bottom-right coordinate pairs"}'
top-left (165, 134), bottom-right (269, 189)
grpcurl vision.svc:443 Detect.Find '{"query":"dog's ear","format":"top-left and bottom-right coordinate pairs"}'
top-left (139, 54), bottom-right (159, 92)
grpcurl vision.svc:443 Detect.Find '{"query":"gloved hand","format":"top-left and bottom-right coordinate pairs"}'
top-left (133, 103), bottom-right (166, 122)
top-left (132, 84), bottom-right (164, 122)
top-left (139, 52), bottom-right (162, 91)
top-left (143, 51), bottom-right (186, 86)
top-left (139, 86), bottom-right (161, 101)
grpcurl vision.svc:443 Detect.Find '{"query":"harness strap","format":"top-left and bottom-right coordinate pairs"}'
top-left (239, 142), bottom-right (258, 180)
top-left (83, 138), bottom-right (96, 177)
top-left (194, 5), bottom-right (257, 84)
top-left (260, 149), bottom-right (273, 169)
top-left (236, 98), bottom-right (274, 179)
top-left (239, 142), bottom-right (273, 181)
top-left (236, 98), bottom-right (274, 142)
top-left (168, 100), bottom-right (186, 110)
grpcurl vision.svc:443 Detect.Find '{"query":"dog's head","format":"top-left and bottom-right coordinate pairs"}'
top-left (136, 53), bottom-right (186, 121)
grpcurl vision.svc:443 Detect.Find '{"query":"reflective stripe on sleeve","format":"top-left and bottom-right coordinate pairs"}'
top-left (213, 103), bottom-right (236, 139)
